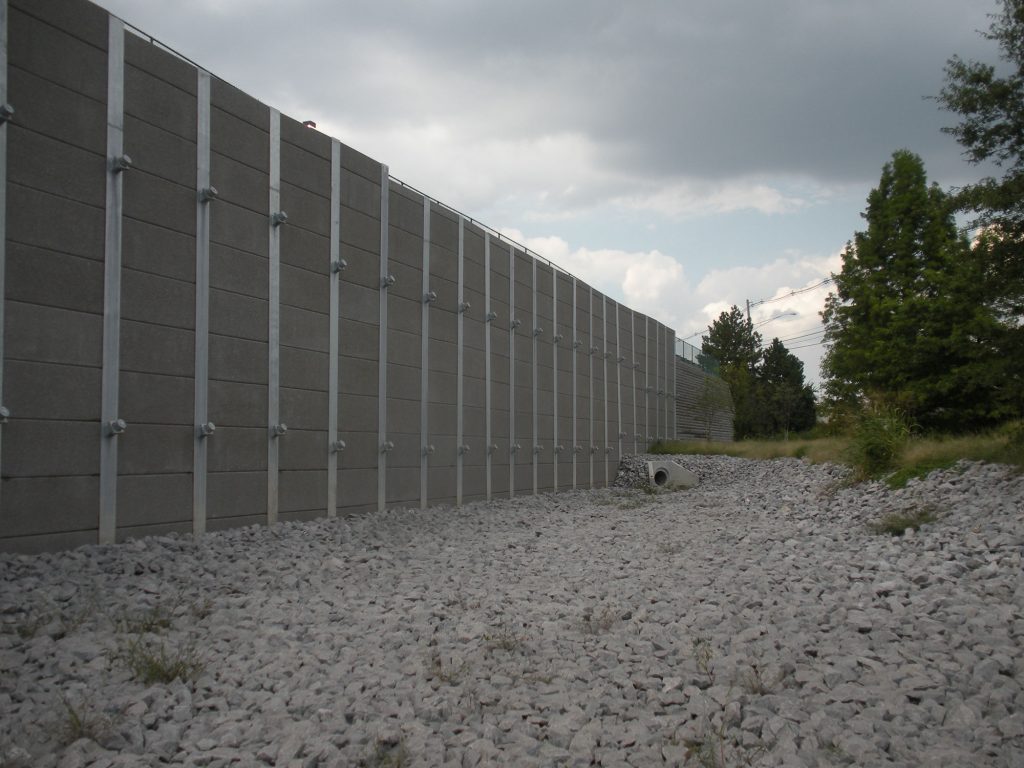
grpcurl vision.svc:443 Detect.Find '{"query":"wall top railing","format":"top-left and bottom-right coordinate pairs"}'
top-left (676, 338), bottom-right (720, 375)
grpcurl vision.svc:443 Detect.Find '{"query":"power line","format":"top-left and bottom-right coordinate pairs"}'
top-left (749, 278), bottom-right (834, 309)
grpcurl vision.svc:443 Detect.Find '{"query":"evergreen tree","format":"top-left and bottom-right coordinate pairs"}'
top-left (759, 338), bottom-right (817, 438)
top-left (821, 150), bottom-right (1010, 430)
top-left (702, 306), bottom-right (763, 437)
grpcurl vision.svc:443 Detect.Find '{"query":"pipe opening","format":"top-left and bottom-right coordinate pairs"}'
top-left (653, 468), bottom-right (668, 486)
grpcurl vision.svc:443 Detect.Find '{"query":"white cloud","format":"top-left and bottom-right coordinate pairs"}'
top-left (614, 179), bottom-right (809, 218)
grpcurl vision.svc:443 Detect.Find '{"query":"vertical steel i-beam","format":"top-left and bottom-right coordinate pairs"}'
top-left (602, 295), bottom-right (609, 486)
top-left (267, 110), bottom-right (282, 525)
top-left (631, 311), bottom-right (638, 454)
top-left (0, 0), bottom-right (9, 503)
top-left (508, 246), bottom-right (516, 498)
top-left (645, 316), bottom-right (651, 443)
top-left (99, 18), bottom-right (125, 545)
top-left (531, 257), bottom-right (538, 495)
top-left (456, 217), bottom-right (465, 506)
top-left (588, 286), bottom-right (594, 488)
top-left (192, 70), bottom-right (212, 536)
top-left (484, 234), bottom-right (492, 500)
top-left (327, 139), bottom-right (341, 518)
top-left (615, 302), bottom-right (622, 460)
top-left (419, 198), bottom-right (431, 509)
top-left (551, 264), bottom-right (558, 490)
top-left (654, 322), bottom-right (661, 440)
top-left (571, 278), bottom-right (578, 489)
top-left (377, 166), bottom-right (390, 512)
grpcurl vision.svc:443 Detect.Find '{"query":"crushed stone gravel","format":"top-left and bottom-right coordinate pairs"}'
top-left (1, 455), bottom-right (1022, 767)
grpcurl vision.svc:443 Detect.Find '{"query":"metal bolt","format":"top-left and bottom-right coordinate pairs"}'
top-left (510, 319), bottom-right (522, 329)
top-left (486, 311), bottom-right (498, 322)
top-left (422, 444), bottom-right (435, 456)
top-left (381, 274), bottom-right (396, 289)
top-left (199, 186), bottom-right (219, 203)
top-left (459, 301), bottom-right (471, 314)
top-left (331, 259), bottom-right (348, 273)
top-left (107, 418), bottom-right (127, 436)
top-left (573, 340), bottom-right (582, 349)
top-left (271, 211), bottom-right (288, 226)
top-left (0, 103), bottom-right (14, 123)
top-left (511, 443), bottom-right (521, 454)
top-left (423, 290), bottom-right (437, 304)
top-left (533, 327), bottom-right (543, 337)
top-left (487, 444), bottom-right (498, 455)
top-left (198, 422), bottom-right (216, 437)
top-left (554, 445), bottom-right (564, 454)
top-left (271, 423), bottom-right (288, 437)
top-left (0, 406), bottom-right (9, 424)
top-left (110, 155), bottom-right (132, 173)
top-left (589, 346), bottom-right (599, 354)
top-left (553, 334), bottom-right (564, 344)
top-left (533, 445), bottom-right (543, 454)
top-left (458, 444), bottom-right (471, 455)
top-left (381, 440), bottom-right (394, 453)
top-left (330, 440), bottom-right (346, 453)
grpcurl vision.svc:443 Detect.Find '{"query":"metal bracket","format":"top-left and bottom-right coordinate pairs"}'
top-left (271, 211), bottom-right (288, 226)
top-left (458, 301), bottom-right (471, 314)
top-left (533, 444), bottom-right (543, 454)
top-left (510, 318), bottom-right (522, 330)
top-left (458, 444), bottom-right (471, 455)
top-left (0, 103), bottom-right (14, 124)
top-left (0, 406), bottom-right (9, 424)
top-left (422, 444), bottom-right (435, 456)
top-left (510, 443), bottom-right (522, 454)
top-left (554, 445), bottom-right (564, 454)
top-left (617, 356), bottom-right (625, 364)
top-left (573, 339), bottom-right (582, 350)
top-left (198, 422), bottom-right (216, 438)
top-left (605, 446), bottom-right (614, 454)
top-left (486, 310), bottom-right (498, 322)
top-left (331, 259), bottom-right (348, 273)
top-left (381, 274), bottom-right (396, 289)
top-left (573, 445), bottom-right (583, 454)
top-left (552, 334), bottom-right (563, 344)
top-left (589, 346), bottom-right (599, 355)
top-left (423, 290), bottom-right (437, 304)
top-left (110, 154), bottom-right (132, 173)
top-left (487, 443), bottom-right (498, 455)
top-left (380, 440), bottom-right (395, 453)
top-left (271, 423), bottom-right (288, 437)
top-left (533, 327), bottom-right (543, 337)
top-left (589, 446), bottom-right (597, 455)
top-left (633, 362), bottom-right (641, 370)
top-left (330, 440), bottom-right (346, 453)
top-left (107, 418), bottom-right (127, 436)
top-left (618, 431), bottom-right (627, 439)
top-left (199, 186), bottom-right (219, 203)
top-left (604, 351), bottom-right (612, 360)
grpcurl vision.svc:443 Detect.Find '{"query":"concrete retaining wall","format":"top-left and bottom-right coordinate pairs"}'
top-left (0, 0), bottom-right (676, 552)
top-left (675, 358), bottom-right (734, 442)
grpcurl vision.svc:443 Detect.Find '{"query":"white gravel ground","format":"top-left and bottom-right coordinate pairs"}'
top-left (1, 455), bottom-right (1022, 768)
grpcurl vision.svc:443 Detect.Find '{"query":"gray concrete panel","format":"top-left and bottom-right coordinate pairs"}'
top-left (125, 65), bottom-right (196, 141)
top-left (340, 206), bottom-right (381, 255)
top-left (209, 244), bottom-right (268, 299)
top-left (338, 467), bottom-right (379, 506)
top-left (384, 362), bottom-right (421, 402)
top-left (8, 6), bottom-right (106, 99)
top-left (211, 76), bottom-right (269, 130)
top-left (339, 319), bottom-right (379, 363)
top-left (120, 320), bottom-right (193, 376)
top-left (5, 244), bottom-right (103, 313)
top-left (428, 402), bottom-right (457, 429)
top-left (280, 181), bottom-right (330, 235)
top-left (338, 142), bottom-right (382, 184)
top-left (124, 116), bottom-right (197, 188)
top-left (389, 187), bottom-right (424, 236)
top-left (281, 346), bottom-right (327, 390)
top-left (209, 334), bottom-right (267, 384)
top-left (8, 184), bottom-right (105, 260)
top-left (339, 355), bottom-right (376, 395)
top-left (205, 513), bottom-right (267, 531)
top-left (339, 243), bottom-right (380, 291)
top-left (124, 33), bottom-right (196, 93)
top-left (117, 425), bottom-right (193, 474)
top-left (208, 470), bottom-right (266, 517)
top-left (124, 219), bottom-right (195, 282)
top-left (281, 263), bottom-right (328, 314)
top-left (121, 269), bottom-right (195, 328)
top-left (387, 326), bottom-right (420, 369)
top-left (2, 419), bottom-right (97, 477)
top-left (431, 209), bottom-right (458, 252)
top-left (0, 475), bottom-right (98, 536)
top-left (210, 151), bottom-right (269, 214)
top-left (0, 530), bottom-right (98, 555)
top-left (340, 169), bottom-right (380, 218)
top-left (336, 432), bottom-right (379, 470)
top-left (123, 173), bottom-right (195, 234)
top-left (280, 470), bottom-right (327, 513)
top-left (208, 380), bottom-right (268, 427)
top-left (280, 112), bottom-right (331, 157)
top-left (280, 387), bottom-right (328, 431)
top-left (7, 68), bottom-right (105, 153)
top-left (388, 466), bottom-right (420, 505)
top-left (210, 105), bottom-right (268, 172)
top-left (339, 394), bottom-right (378, 432)
top-left (339, 282), bottom-right (379, 323)
top-left (4, 301), bottom-right (102, 367)
top-left (279, 429), bottom-right (328, 471)
top-left (8, 125), bottom-right (105, 206)
top-left (210, 202), bottom-right (268, 257)
top-left (117, 473), bottom-right (191, 527)
top-left (464, 378), bottom-right (485, 408)
top-left (209, 289), bottom-right (268, 342)
top-left (120, 371), bottom-right (193, 425)
top-left (4, 359), bottom-right (100, 421)
top-left (207, 428), bottom-right (269, 472)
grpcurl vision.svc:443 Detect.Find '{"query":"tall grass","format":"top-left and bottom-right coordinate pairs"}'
top-left (650, 419), bottom-right (1024, 485)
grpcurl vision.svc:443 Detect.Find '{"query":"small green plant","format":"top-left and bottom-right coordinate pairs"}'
top-left (580, 606), bottom-right (618, 634)
top-left (57, 696), bottom-right (116, 747)
top-left (884, 458), bottom-right (957, 489)
top-left (115, 636), bottom-right (204, 685)
top-left (115, 603), bottom-right (174, 635)
top-left (359, 738), bottom-right (409, 768)
top-left (427, 652), bottom-right (469, 685)
top-left (484, 621), bottom-right (527, 652)
top-left (845, 406), bottom-right (912, 479)
top-left (692, 636), bottom-right (715, 686)
top-left (869, 506), bottom-right (937, 536)
top-left (738, 662), bottom-right (783, 695)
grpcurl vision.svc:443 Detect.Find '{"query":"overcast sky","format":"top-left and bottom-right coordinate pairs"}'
top-left (100, 0), bottom-right (999, 385)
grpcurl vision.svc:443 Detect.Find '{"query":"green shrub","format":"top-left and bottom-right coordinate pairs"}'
top-left (845, 407), bottom-right (912, 479)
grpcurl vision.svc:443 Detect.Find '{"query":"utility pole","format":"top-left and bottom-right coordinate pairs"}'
top-left (745, 299), bottom-right (751, 324)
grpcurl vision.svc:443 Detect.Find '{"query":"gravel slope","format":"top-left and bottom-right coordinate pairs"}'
top-left (1, 455), bottom-right (1022, 767)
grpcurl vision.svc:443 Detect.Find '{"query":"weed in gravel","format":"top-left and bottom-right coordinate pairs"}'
top-left (114, 603), bottom-right (175, 635)
top-left (579, 606), bottom-right (618, 634)
top-left (484, 620), bottom-right (528, 652)
top-left (845, 406), bottom-right (912, 479)
top-left (114, 635), bottom-right (204, 685)
top-left (692, 636), bottom-right (715, 686)
top-left (57, 695), bottom-right (117, 747)
top-left (869, 506), bottom-right (937, 535)
top-left (738, 662), bottom-right (783, 695)
top-left (359, 738), bottom-right (409, 768)
top-left (427, 652), bottom-right (469, 685)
